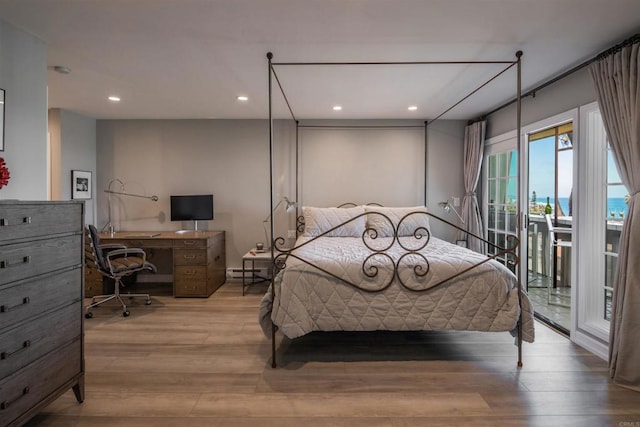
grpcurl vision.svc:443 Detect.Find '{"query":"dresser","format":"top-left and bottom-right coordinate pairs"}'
top-left (86, 231), bottom-right (226, 298)
top-left (0, 201), bottom-right (84, 427)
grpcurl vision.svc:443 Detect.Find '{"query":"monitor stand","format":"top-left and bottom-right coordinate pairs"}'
top-left (175, 220), bottom-right (200, 234)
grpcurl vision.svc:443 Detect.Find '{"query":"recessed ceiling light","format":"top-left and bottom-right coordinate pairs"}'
top-left (332, 105), bottom-right (342, 111)
top-left (108, 96), bottom-right (121, 102)
top-left (237, 96), bottom-right (249, 101)
top-left (408, 105), bottom-right (418, 111)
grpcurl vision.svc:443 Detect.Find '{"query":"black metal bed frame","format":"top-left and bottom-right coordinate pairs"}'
top-left (266, 51), bottom-right (524, 368)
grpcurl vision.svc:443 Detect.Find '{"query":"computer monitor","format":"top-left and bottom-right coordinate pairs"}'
top-left (170, 194), bottom-right (213, 231)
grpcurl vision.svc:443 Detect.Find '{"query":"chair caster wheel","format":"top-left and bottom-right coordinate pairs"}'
top-left (123, 310), bottom-right (130, 317)
top-left (145, 299), bottom-right (152, 305)
top-left (85, 312), bottom-right (93, 319)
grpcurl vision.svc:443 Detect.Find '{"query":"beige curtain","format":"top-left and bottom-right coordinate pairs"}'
top-left (460, 120), bottom-right (486, 253)
top-left (590, 35), bottom-right (640, 392)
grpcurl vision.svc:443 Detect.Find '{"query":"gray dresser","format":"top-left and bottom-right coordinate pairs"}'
top-left (0, 201), bottom-right (85, 426)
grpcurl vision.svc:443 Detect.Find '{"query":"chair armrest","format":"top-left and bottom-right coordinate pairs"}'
top-left (106, 248), bottom-right (147, 260)
top-left (105, 248), bottom-right (148, 275)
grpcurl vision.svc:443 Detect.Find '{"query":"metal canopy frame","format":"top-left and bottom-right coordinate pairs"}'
top-left (266, 51), bottom-right (523, 368)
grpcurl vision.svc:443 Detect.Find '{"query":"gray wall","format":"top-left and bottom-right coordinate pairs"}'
top-left (487, 67), bottom-right (596, 138)
top-left (96, 119), bottom-right (271, 268)
top-left (0, 20), bottom-right (48, 200)
top-left (56, 109), bottom-right (97, 225)
top-left (96, 119), bottom-right (466, 268)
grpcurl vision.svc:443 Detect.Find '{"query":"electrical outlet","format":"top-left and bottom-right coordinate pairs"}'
top-left (287, 230), bottom-right (296, 238)
top-left (453, 197), bottom-right (460, 207)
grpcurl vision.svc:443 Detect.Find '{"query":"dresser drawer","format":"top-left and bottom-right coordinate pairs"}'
top-left (174, 280), bottom-right (207, 297)
top-left (175, 266), bottom-right (207, 281)
top-left (0, 302), bottom-right (81, 380)
top-left (0, 269), bottom-right (81, 331)
top-left (174, 248), bottom-right (207, 266)
top-left (0, 235), bottom-right (81, 286)
top-left (0, 203), bottom-right (82, 243)
top-left (0, 339), bottom-right (81, 427)
top-left (173, 238), bottom-right (207, 249)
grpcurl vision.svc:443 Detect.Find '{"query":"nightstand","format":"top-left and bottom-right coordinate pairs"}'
top-left (241, 249), bottom-right (278, 295)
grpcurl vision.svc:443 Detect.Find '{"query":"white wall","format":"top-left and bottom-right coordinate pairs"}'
top-left (0, 20), bottom-right (48, 200)
top-left (299, 126), bottom-right (425, 207)
top-left (425, 120), bottom-right (466, 241)
top-left (96, 119), bottom-right (466, 268)
top-left (487, 67), bottom-right (596, 138)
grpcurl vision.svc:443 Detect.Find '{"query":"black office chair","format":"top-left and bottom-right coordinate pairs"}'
top-left (84, 224), bottom-right (156, 318)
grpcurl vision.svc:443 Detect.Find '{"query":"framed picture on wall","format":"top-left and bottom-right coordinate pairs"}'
top-left (71, 170), bottom-right (92, 199)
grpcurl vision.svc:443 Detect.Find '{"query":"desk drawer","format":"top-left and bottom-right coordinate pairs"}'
top-left (0, 204), bottom-right (82, 243)
top-left (175, 266), bottom-right (207, 281)
top-left (173, 239), bottom-right (206, 249)
top-left (0, 235), bottom-right (81, 286)
top-left (108, 239), bottom-right (173, 249)
top-left (84, 267), bottom-right (104, 298)
top-left (174, 280), bottom-right (207, 297)
top-left (0, 302), bottom-right (81, 380)
top-left (0, 339), bottom-right (81, 427)
top-left (174, 249), bottom-right (206, 266)
top-left (0, 269), bottom-right (81, 331)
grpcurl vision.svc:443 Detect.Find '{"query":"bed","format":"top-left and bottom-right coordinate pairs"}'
top-left (262, 51), bottom-right (528, 367)
top-left (259, 205), bottom-right (535, 365)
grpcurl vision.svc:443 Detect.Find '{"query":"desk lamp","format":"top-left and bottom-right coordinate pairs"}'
top-left (263, 196), bottom-right (297, 250)
top-left (102, 179), bottom-right (158, 236)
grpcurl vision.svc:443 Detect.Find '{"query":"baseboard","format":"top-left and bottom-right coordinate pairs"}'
top-left (573, 329), bottom-right (609, 361)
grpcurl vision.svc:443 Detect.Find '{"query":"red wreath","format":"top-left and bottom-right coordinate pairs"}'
top-left (0, 157), bottom-right (10, 189)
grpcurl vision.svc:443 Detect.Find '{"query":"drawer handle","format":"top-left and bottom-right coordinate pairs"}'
top-left (1, 340), bottom-right (31, 360)
top-left (0, 296), bottom-right (30, 313)
top-left (185, 270), bottom-right (196, 276)
top-left (184, 240), bottom-right (196, 245)
top-left (1, 386), bottom-right (30, 410)
top-left (0, 216), bottom-right (31, 227)
top-left (0, 256), bottom-right (31, 269)
top-left (215, 255), bottom-right (220, 261)
top-left (183, 254), bottom-right (196, 259)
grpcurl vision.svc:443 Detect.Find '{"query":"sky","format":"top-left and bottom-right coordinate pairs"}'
top-left (528, 134), bottom-right (626, 201)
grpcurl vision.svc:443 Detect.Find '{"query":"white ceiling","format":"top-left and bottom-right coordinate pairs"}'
top-left (0, 0), bottom-right (638, 120)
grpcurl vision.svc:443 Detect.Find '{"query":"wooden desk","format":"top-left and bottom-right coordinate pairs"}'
top-left (85, 231), bottom-right (226, 298)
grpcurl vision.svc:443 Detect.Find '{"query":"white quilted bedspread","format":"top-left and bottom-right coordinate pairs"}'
top-left (259, 236), bottom-right (535, 343)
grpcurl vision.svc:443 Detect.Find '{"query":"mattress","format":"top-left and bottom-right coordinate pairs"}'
top-left (259, 235), bottom-right (535, 343)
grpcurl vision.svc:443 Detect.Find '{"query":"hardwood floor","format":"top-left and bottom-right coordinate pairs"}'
top-left (27, 282), bottom-right (640, 427)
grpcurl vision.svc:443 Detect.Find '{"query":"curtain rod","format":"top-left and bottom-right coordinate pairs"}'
top-left (482, 32), bottom-right (640, 120)
top-left (298, 125), bottom-right (425, 129)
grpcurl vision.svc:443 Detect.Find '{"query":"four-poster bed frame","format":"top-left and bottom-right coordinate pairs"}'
top-left (264, 50), bottom-right (525, 368)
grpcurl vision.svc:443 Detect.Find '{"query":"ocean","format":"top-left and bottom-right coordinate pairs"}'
top-left (551, 197), bottom-right (628, 218)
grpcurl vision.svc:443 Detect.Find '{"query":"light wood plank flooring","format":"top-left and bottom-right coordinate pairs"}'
top-left (27, 282), bottom-right (640, 426)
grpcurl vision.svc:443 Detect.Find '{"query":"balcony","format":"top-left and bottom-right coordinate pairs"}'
top-left (526, 214), bottom-right (618, 331)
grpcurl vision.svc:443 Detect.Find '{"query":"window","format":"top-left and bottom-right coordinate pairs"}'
top-left (604, 146), bottom-right (625, 321)
top-left (486, 150), bottom-right (517, 272)
top-left (577, 102), bottom-right (616, 347)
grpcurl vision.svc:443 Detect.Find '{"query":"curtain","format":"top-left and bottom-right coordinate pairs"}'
top-left (460, 120), bottom-right (486, 253)
top-left (590, 35), bottom-right (640, 392)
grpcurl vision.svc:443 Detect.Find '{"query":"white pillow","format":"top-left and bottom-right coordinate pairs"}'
top-left (365, 206), bottom-right (430, 237)
top-left (302, 206), bottom-right (366, 237)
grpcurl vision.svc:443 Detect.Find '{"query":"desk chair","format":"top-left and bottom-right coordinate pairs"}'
top-left (544, 214), bottom-right (572, 308)
top-left (84, 224), bottom-right (155, 318)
